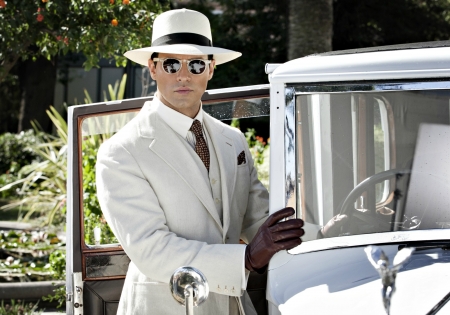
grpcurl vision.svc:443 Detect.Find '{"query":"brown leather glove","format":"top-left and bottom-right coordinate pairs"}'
top-left (245, 207), bottom-right (304, 273)
top-left (317, 214), bottom-right (348, 238)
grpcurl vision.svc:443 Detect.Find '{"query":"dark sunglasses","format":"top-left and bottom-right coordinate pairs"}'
top-left (153, 58), bottom-right (212, 75)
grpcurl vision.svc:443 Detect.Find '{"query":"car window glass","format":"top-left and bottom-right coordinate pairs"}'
top-left (296, 90), bottom-right (450, 239)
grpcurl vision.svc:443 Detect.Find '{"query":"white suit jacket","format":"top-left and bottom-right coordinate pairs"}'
top-left (96, 101), bottom-right (269, 314)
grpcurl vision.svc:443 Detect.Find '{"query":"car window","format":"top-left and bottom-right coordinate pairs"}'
top-left (80, 97), bottom-right (270, 246)
top-left (296, 89), bottom-right (450, 239)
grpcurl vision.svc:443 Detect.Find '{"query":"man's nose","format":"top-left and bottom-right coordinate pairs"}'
top-left (177, 61), bottom-right (191, 82)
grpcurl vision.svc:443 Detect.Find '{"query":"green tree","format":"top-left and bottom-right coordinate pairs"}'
top-left (0, 0), bottom-right (168, 131)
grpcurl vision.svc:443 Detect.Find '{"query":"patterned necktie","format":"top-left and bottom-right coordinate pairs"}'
top-left (190, 119), bottom-right (210, 172)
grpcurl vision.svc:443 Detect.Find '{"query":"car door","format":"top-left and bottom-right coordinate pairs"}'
top-left (66, 84), bottom-right (270, 315)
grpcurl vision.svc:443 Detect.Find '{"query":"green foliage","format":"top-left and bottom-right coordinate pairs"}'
top-left (42, 249), bottom-right (66, 308)
top-left (84, 213), bottom-right (118, 245)
top-left (82, 135), bottom-right (102, 218)
top-left (0, 300), bottom-right (41, 315)
top-left (81, 74), bottom-right (125, 244)
top-left (245, 128), bottom-right (270, 190)
top-left (0, 0), bottom-right (169, 81)
top-left (47, 249), bottom-right (65, 280)
top-left (82, 134), bottom-right (118, 245)
top-left (0, 163), bottom-right (22, 200)
top-left (0, 130), bottom-right (40, 174)
top-left (231, 119), bottom-right (270, 189)
top-left (104, 72), bottom-right (127, 102)
top-left (0, 107), bottom-right (67, 226)
top-left (245, 128), bottom-right (267, 166)
top-left (0, 229), bottom-right (64, 282)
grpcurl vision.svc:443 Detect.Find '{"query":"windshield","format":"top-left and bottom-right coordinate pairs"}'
top-left (295, 89), bottom-right (450, 240)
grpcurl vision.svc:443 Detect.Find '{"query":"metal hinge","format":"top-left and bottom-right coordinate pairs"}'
top-left (73, 272), bottom-right (84, 315)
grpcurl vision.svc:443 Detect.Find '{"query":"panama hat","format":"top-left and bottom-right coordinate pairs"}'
top-left (124, 9), bottom-right (242, 66)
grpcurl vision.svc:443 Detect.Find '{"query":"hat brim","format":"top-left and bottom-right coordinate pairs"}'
top-left (124, 44), bottom-right (242, 66)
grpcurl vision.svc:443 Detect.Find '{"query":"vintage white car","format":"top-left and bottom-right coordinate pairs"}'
top-left (67, 41), bottom-right (450, 315)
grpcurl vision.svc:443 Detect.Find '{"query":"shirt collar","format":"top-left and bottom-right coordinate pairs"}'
top-left (154, 95), bottom-right (203, 138)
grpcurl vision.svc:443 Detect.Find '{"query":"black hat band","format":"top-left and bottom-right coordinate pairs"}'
top-left (152, 33), bottom-right (212, 47)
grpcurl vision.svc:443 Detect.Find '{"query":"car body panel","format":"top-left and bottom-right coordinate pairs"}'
top-left (269, 44), bottom-right (450, 83)
top-left (268, 245), bottom-right (450, 315)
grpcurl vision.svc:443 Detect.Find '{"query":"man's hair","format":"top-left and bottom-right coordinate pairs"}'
top-left (151, 52), bottom-right (159, 65)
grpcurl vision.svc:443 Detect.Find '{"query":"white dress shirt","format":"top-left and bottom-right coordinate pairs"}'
top-left (154, 96), bottom-right (208, 150)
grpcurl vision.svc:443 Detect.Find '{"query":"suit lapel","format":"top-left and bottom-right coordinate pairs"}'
top-left (137, 103), bottom-right (223, 230)
top-left (203, 113), bottom-right (237, 240)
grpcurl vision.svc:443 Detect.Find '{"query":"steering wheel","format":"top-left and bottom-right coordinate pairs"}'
top-left (339, 169), bottom-right (411, 230)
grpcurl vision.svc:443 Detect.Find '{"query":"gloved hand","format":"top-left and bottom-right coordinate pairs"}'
top-left (317, 214), bottom-right (348, 238)
top-left (245, 207), bottom-right (304, 273)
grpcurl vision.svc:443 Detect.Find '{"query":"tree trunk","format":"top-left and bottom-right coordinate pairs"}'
top-left (18, 57), bottom-right (57, 133)
top-left (288, 0), bottom-right (333, 60)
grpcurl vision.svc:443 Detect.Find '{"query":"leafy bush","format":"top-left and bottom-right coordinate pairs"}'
top-left (0, 108), bottom-right (67, 226)
top-left (84, 213), bottom-right (118, 245)
top-left (245, 128), bottom-right (270, 191)
top-left (0, 130), bottom-right (40, 174)
top-left (0, 229), bottom-right (64, 282)
top-left (231, 119), bottom-right (270, 190)
top-left (0, 131), bottom-right (41, 199)
top-left (42, 249), bottom-right (66, 309)
top-left (0, 300), bottom-right (41, 315)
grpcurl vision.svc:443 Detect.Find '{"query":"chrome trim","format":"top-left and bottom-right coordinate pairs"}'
top-left (66, 107), bottom-right (75, 315)
top-left (285, 87), bottom-right (296, 210)
top-left (269, 82), bottom-right (287, 215)
top-left (288, 229), bottom-right (450, 255)
top-left (290, 80), bottom-right (450, 94)
top-left (72, 272), bottom-right (84, 315)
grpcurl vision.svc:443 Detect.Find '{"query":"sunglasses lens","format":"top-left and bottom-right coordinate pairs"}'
top-left (162, 59), bottom-right (182, 74)
top-left (188, 60), bottom-right (207, 74)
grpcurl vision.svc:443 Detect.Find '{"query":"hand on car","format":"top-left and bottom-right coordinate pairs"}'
top-left (245, 207), bottom-right (304, 273)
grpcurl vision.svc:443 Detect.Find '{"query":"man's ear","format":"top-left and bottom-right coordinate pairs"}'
top-left (208, 60), bottom-right (216, 81)
top-left (148, 59), bottom-right (157, 80)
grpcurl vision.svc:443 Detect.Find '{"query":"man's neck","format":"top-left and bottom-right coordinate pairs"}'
top-left (156, 92), bottom-right (201, 118)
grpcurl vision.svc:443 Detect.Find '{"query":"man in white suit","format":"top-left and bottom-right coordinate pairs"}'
top-left (96, 8), bottom-right (304, 315)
